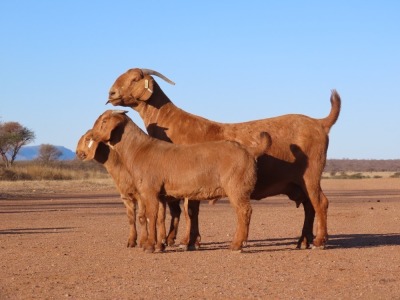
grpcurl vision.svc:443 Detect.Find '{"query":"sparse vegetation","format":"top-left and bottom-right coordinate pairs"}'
top-left (391, 172), bottom-right (400, 178)
top-left (0, 159), bottom-right (108, 181)
top-left (323, 172), bottom-right (369, 179)
top-left (0, 121), bottom-right (35, 168)
top-left (1, 159), bottom-right (399, 181)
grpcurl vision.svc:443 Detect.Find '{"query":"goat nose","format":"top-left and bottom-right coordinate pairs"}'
top-left (109, 90), bottom-right (116, 97)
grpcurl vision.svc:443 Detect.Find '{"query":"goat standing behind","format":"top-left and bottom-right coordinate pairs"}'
top-left (107, 68), bottom-right (341, 249)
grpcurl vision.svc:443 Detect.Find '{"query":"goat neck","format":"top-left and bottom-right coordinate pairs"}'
top-left (135, 81), bottom-right (177, 127)
top-left (110, 116), bottom-right (153, 162)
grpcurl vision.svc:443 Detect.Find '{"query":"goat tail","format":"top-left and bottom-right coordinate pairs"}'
top-left (248, 132), bottom-right (272, 158)
top-left (321, 89), bottom-right (341, 134)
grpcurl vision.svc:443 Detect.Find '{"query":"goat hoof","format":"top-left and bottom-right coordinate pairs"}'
top-left (229, 244), bottom-right (243, 252)
top-left (230, 249), bottom-right (243, 253)
top-left (295, 242), bottom-right (312, 250)
top-left (178, 244), bottom-right (189, 251)
top-left (312, 237), bottom-right (327, 249)
top-left (187, 244), bottom-right (199, 251)
top-left (312, 245), bottom-right (326, 250)
top-left (194, 242), bottom-right (201, 250)
top-left (155, 243), bottom-right (166, 252)
top-left (127, 240), bottom-right (137, 248)
top-left (143, 246), bottom-right (155, 253)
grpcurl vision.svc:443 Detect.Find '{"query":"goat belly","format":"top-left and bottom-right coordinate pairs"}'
top-left (163, 181), bottom-right (226, 200)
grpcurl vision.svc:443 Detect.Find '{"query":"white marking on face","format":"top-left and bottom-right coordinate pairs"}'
top-left (88, 139), bottom-right (94, 149)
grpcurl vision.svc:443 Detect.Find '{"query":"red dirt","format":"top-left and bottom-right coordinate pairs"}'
top-left (1, 179), bottom-right (399, 299)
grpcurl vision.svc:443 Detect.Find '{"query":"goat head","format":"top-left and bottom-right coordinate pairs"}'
top-left (91, 110), bottom-right (128, 144)
top-left (76, 130), bottom-right (99, 161)
top-left (107, 68), bottom-right (174, 106)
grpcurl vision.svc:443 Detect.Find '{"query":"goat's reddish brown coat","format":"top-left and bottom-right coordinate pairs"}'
top-left (107, 68), bottom-right (341, 248)
top-left (89, 110), bottom-right (269, 252)
top-left (76, 130), bottom-right (144, 248)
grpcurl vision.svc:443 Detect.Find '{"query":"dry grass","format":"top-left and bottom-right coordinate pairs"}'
top-left (322, 177), bottom-right (400, 190)
top-left (0, 160), bottom-right (108, 181)
top-left (0, 178), bottom-right (116, 199)
top-left (322, 171), bottom-right (400, 179)
top-left (1, 176), bottom-right (398, 200)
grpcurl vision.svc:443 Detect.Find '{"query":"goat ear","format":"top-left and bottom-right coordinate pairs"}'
top-left (85, 138), bottom-right (99, 160)
top-left (130, 75), bottom-right (154, 101)
top-left (102, 114), bottom-right (125, 142)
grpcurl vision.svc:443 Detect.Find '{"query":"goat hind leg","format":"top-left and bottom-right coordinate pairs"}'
top-left (178, 197), bottom-right (191, 250)
top-left (296, 197), bottom-right (315, 249)
top-left (188, 200), bottom-right (201, 250)
top-left (306, 187), bottom-right (328, 249)
top-left (166, 200), bottom-right (181, 246)
top-left (230, 199), bottom-right (252, 252)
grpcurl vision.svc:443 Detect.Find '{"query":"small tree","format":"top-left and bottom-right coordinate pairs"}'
top-left (0, 121), bottom-right (35, 167)
top-left (37, 144), bottom-right (62, 163)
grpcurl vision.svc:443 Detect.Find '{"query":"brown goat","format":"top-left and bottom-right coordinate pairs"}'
top-left (89, 110), bottom-right (270, 252)
top-left (76, 129), bottom-right (170, 251)
top-left (76, 130), bottom-right (146, 248)
top-left (77, 130), bottom-right (205, 251)
top-left (107, 68), bottom-right (341, 249)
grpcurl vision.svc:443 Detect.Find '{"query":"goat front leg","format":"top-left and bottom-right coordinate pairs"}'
top-left (155, 198), bottom-right (167, 252)
top-left (179, 197), bottom-right (191, 250)
top-left (121, 196), bottom-right (137, 248)
top-left (142, 198), bottom-right (159, 253)
top-left (137, 199), bottom-right (148, 248)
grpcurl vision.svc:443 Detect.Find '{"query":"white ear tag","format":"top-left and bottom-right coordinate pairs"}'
top-left (88, 139), bottom-right (94, 149)
top-left (145, 79), bottom-right (153, 93)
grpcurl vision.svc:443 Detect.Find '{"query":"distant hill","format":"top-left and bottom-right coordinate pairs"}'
top-left (15, 145), bottom-right (76, 161)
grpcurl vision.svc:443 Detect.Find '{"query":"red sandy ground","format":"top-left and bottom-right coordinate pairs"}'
top-left (1, 178), bottom-right (399, 299)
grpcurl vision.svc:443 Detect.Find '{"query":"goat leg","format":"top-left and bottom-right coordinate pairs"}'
top-left (143, 201), bottom-right (158, 253)
top-left (166, 200), bottom-right (181, 246)
top-left (155, 199), bottom-right (167, 252)
top-left (188, 200), bottom-right (201, 250)
top-left (179, 199), bottom-right (201, 251)
top-left (311, 190), bottom-right (329, 249)
top-left (121, 197), bottom-right (137, 248)
top-left (137, 200), bottom-right (148, 248)
top-left (296, 198), bottom-right (315, 249)
top-left (178, 197), bottom-right (191, 250)
top-left (229, 199), bottom-right (252, 252)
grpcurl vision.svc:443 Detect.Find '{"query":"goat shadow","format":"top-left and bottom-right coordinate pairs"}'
top-left (172, 233), bottom-right (400, 253)
top-left (146, 123), bottom-right (172, 143)
top-left (0, 227), bottom-right (75, 235)
top-left (248, 233), bottom-right (400, 252)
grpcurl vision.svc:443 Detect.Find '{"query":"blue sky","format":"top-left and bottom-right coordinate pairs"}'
top-left (1, 1), bottom-right (399, 159)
